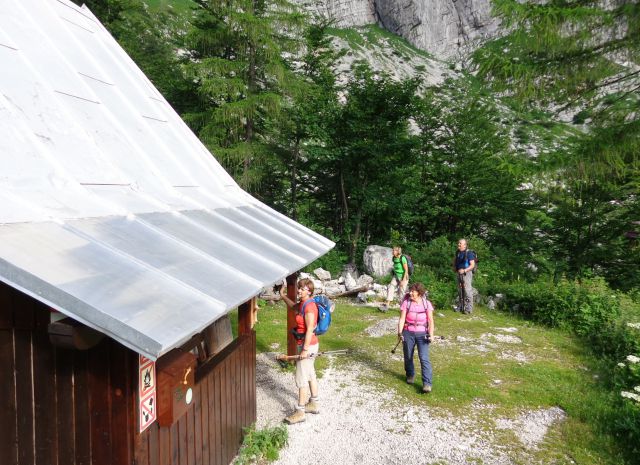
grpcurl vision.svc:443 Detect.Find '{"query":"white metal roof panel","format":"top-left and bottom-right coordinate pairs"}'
top-left (0, 0), bottom-right (334, 359)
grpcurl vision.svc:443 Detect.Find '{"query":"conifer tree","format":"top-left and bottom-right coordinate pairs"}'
top-left (474, 0), bottom-right (639, 174)
top-left (185, 0), bottom-right (305, 190)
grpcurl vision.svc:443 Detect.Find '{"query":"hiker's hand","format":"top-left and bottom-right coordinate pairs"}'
top-left (397, 333), bottom-right (403, 342)
top-left (300, 349), bottom-right (308, 359)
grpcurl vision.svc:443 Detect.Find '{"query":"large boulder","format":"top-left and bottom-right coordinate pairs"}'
top-left (325, 283), bottom-right (347, 297)
top-left (356, 274), bottom-right (374, 288)
top-left (363, 245), bottom-right (393, 278)
top-left (313, 268), bottom-right (332, 281)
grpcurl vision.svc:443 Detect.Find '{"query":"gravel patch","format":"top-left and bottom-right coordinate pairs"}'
top-left (363, 318), bottom-right (397, 337)
top-left (482, 333), bottom-right (523, 344)
top-left (495, 407), bottom-right (567, 448)
top-left (255, 353), bottom-right (560, 464)
top-left (498, 350), bottom-right (531, 363)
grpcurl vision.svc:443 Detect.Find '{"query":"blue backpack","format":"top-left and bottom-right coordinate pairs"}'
top-left (301, 295), bottom-right (333, 336)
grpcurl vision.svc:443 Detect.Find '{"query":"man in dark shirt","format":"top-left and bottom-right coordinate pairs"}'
top-left (453, 239), bottom-right (476, 314)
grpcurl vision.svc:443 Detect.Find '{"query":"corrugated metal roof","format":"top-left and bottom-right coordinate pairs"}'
top-left (0, 0), bottom-right (334, 359)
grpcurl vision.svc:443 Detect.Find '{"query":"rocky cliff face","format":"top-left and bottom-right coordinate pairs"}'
top-left (299, 0), bottom-right (499, 59)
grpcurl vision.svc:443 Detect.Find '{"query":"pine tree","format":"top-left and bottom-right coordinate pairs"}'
top-left (474, 0), bottom-right (640, 175)
top-left (185, 0), bottom-right (305, 190)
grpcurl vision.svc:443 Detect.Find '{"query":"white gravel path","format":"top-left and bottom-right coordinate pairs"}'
top-left (255, 351), bottom-right (564, 465)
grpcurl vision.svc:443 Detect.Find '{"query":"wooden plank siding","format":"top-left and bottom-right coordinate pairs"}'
top-left (0, 281), bottom-right (257, 465)
top-left (140, 334), bottom-right (256, 465)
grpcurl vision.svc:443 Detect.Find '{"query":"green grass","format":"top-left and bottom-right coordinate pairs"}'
top-left (248, 300), bottom-right (629, 464)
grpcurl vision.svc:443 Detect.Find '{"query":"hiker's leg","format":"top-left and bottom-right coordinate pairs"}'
top-left (307, 344), bottom-right (319, 398)
top-left (402, 330), bottom-right (416, 380)
top-left (297, 387), bottom-right (309, 407)
top-left (288, 360), bottom-right (309, 423)
top-left (463, 272), bottom-right (473, 313)
top-left (397, 278), bottom-right (408, 303)
top-left (309, 379), bottom-right (318, 398)
top-left (416, 333), bottom-right (432, 387)
top-left (295, 343), bottom-right (318, 405)
top-left (386, 277), bottom-right (399, 305)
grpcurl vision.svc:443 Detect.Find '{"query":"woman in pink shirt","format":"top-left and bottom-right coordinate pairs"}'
top-left (397, 282), bottom-right (435, 393)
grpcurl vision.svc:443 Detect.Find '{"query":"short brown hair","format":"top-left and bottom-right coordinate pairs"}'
top-left (298, 278), bottom-right (315, 294)
top-left (409, 282), bottom-right (426, 296)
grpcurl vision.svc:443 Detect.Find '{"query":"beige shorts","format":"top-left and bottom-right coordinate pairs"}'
top-left (295, 343), bottom-right (319, 388)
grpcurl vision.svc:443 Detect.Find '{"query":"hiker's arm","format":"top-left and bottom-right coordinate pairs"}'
top-left (461, 259), bottom-right (475, 274)
top-left (397, 309), bottom-right (407, 340)
top-left (467, 259), bottom-right (475, 272)
top-left (279, 284), bottom-right (295, 307)
top-left (401, 259), bottom-right (409, 283)
top-left (427, 309), bottom-right (434, 340)
top-left (300, 311), bottom-right (315, 359)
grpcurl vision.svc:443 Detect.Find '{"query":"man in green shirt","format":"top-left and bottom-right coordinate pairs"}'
top-left (381, 246), bottom-right (409, 312)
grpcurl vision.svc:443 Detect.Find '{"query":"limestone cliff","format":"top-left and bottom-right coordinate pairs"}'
top-left (298, 0), bottom-right (499, 59)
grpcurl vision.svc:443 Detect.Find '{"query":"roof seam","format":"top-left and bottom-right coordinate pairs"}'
top-left (62, 221), bottom-right (228, 311)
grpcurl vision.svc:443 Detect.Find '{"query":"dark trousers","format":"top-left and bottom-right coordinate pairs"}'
top-left (402, 329), bottom-right (432, 387)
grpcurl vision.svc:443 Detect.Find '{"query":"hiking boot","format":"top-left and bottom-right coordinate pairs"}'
top-left (422, 385), bottom-right (432, 394)
top-left (305, 400), bottom-right (319, 414)
top-left (406, 375), bottom-right (415, 384)
top-left (379, 304), bottom-right (388, 313)
top-left (284, 409), bottom-right (305, 424)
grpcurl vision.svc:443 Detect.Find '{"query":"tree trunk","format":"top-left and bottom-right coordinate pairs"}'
top-left (339, 170), bottom-right (349, 223)
top-left (348, 205), bottom-right (362, 264)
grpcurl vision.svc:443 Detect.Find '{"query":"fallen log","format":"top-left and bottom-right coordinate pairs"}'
top-left (326, 285), bottom-right (369, 298)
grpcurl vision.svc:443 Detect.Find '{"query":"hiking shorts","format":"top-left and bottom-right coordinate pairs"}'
top-left (295, 343), bottom-right (319, 388)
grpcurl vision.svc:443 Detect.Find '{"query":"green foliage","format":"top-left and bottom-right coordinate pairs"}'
top-left (185, 0), bottom-right (306, 190)
top-left (612, 346), bottom-right (640, 457)
top-left (234, 424), bottom-right (288, 465)
top-left (472, 0), bottom-right (640, 295)
top-left (304, 248), bottom-right (349, 278)
top-left (304, 64), bottom-right (419, 262)
top-left (406, 80), bottom-right (531, 248)
top-left (494, 277), bottom-right (640, 357)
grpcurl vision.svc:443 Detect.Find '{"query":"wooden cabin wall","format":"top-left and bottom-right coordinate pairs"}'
top-left (0, 281), bottom-right (257, 465)
top-left (134, 334), bottom-right (257, 465)
top-left (0, 281), bottom-right (136, 465)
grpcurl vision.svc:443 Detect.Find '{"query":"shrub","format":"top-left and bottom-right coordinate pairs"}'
top-left (495, 277), bottom-right (624, 341)
top-left (234, 424), bottom-right (288, 465)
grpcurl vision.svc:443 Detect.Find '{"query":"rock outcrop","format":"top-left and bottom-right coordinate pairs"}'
top-left (298, 0), bottom-right (500, 59)
top-left (375, 0), bottom-right (498, 59)
top-left (363, 245), bottom-right (393, 278)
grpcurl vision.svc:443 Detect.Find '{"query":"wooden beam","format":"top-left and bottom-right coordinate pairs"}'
top-left (238, 300), bottom-right (252, 337)
top-left (286, 274), bottom-right (298, 356)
